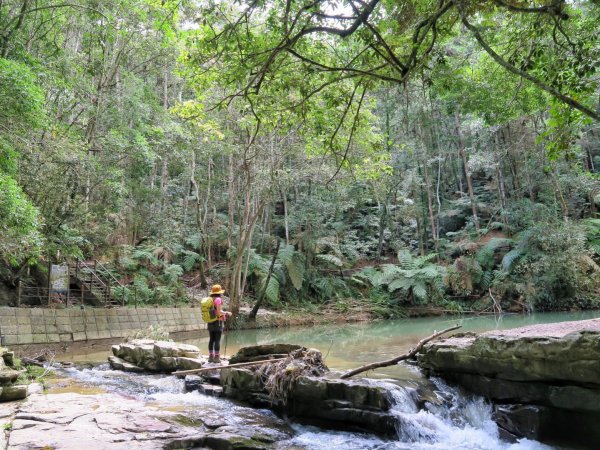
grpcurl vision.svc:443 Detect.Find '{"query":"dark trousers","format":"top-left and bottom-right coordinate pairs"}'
top-left (208, 330), bottom-right (222, 353)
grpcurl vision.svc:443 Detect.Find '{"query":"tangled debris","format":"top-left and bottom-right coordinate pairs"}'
top-left (254, 348), bottom-right (328, 405)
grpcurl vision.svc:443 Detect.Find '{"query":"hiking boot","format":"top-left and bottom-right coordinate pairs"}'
top-left (213, 356), bottom-right (221, 364)
top-left (207, 355), bottom-right (214, 363)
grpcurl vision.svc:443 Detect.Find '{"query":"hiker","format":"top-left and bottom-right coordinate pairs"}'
top-left (201, 284), bottom-right (231, 363)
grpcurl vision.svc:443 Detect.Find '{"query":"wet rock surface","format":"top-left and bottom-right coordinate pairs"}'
top-left (202, 345), bottom-right (407, 437)
top-left (5, 385), bottom-right (293, 449)
top-left (417, 318), bottom-right (600, 447)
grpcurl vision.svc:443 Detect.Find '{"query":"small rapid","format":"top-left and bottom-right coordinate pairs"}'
top-left (57, 365), bottom-right (555, 449)
top-left (281, 380), bottom-right (554, 449)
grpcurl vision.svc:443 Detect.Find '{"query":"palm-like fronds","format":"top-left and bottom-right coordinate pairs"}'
top-left (360, 249), bottom-right (445, 304)
top-left (181, 250), bottom-right (202, 272)
top-left (316, 254), bottom-right (343, 267)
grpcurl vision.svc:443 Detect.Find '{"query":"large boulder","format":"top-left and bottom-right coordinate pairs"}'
top-left (109, 340), bottom-right (205, 373)
top-left (417, 319), bottom-right (600, 447)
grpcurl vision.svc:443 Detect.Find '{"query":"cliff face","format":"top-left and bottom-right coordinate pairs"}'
top-left (418, 319), bottom-right (600, 447)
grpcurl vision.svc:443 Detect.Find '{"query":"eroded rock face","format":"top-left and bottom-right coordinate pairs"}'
top-left (0, 347), bottom-right (27, 403)
top-left (220, 368), bottom-right (399, 436)
top-left (211, 345), bottom-right (401, 437)
top-left (417, 319), bottom-right (600, 447)
top-left (109, 339), bottom-right (205, 373)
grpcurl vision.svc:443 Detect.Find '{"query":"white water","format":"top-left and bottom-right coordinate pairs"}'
top-left (281, 380), bottom-right (555, 450)
top-left (60, 366), bottom-right (558, 449)
top-left (57, 311), bottom-right (600, 449)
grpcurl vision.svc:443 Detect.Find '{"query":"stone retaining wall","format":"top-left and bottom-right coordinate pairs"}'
top-left (0, 307), bottom-right (206, 346)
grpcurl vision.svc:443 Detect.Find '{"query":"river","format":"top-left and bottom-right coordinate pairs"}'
top-left (52, 310), bottom-right (600, 449)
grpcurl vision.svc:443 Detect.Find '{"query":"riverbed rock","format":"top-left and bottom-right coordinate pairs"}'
top-left (217, 345), bottom-right (401, 437)
top-left (0, 385), bottom-right (28, 402)
top-left (6, 388), bottom-right (286, 450)
top-left (221, 368), bottom-right (398, 435)
top-left (228, 344), bottom-right (303, 364)
top-left (109, 339), bottom-right (205, 373)
top-left (417, 318), bottom-right (600, 447)
top-left (107, 355), bottom-right (144, 373)
top-left (0, 346), bottom-right (28, 403)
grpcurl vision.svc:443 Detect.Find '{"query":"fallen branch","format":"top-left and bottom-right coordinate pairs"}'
top-left (340, 325), bottom-right (461, 379)
top-left (172, 357), bottom-right (288, 376)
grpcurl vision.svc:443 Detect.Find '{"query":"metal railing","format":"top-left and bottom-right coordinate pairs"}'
top-left (17, 284), bottom-right (86, 308)
top-left (70, 259), bottom-right (126, 307)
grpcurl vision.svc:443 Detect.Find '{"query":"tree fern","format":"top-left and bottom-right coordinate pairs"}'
top-left (377, 264), bottom-right (402, 286)
top-left (476, 238), bottom-right (512, 270)
top-left (132, 247), bottom-right (156, 264)
top-left (388, 277), bottom-right (414, 292)
top-left (181, 250), bottom-right (201, 272)
top-left (398, 250), bottom-right (415, 270)
top-left (412, 282), bottom-right (428, 302)
top-left (185, 233), bottom-right (202, 250)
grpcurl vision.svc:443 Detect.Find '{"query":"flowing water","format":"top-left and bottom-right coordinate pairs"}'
top-left (52, 310), bottom-right (600, 449)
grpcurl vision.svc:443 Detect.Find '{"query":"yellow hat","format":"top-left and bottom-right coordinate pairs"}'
top-left (210, 284), bottom-right (225, 295)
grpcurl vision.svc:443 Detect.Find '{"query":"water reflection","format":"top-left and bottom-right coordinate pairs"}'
top-left (58, 310), bottom-right (600, 378)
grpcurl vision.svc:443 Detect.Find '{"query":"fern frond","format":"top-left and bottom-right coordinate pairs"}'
top-left (412, 282), bottom-right (428, 301)
top-left (501, 249), bottom-right (522, 272)
top-left (415, 253), bottom-right (437, 266)
top-left (398, 250), bottom-right (415, 270)
top-left (181, 250), bottom-right (201, 272)
top-left (418, 265), bottom-right (442, 279)
top-left (476, 238), bottom-right (512, 270)
top-left (185, 234), bottom-right (202, 250)
top-left (480, 271), bottom-right (494, 290)
top-left (316, 254), bottom-right (343, 267)
top-left (388, 277), bottom-right (414, 292)
top-left (286, 253), bottom-right (305, 290)
top-left (259, 274), bottom-right (280, 304)
top-left (378, 265), bottom-right (403, 285)
top-left (277, 244), bottom-right (295, 266)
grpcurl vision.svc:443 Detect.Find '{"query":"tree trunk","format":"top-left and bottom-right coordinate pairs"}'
top-left (248, 239), bottom-right (281, 320)
top-left (455, 112), bottom-right (479, 231)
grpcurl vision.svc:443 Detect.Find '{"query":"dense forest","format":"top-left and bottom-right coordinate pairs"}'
top-left (1, 0), bottom-right (599, 319)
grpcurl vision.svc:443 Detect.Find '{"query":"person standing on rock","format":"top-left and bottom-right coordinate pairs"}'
top-left (201, 284), bottom-right (231, 363)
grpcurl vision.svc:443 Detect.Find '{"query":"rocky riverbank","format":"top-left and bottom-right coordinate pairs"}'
top-left (417, 318), bottom-right (600, 447)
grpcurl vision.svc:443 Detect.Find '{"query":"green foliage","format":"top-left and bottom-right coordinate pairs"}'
top-left (0, 173), bottom-right (44, 265)
top-left (181, 250), bottom-right (202, 272)
top-left (505, 223), bottom-right (600, 310)
top-left (359, 250), bottom-right (446, 305)
top-left (582, 219), bottom-right (600, 256)
top-left (0, 58), bottom-right (45, 127)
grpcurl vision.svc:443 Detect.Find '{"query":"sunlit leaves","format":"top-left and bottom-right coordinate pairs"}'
top-left (0, 173), bottom-right (44, 265)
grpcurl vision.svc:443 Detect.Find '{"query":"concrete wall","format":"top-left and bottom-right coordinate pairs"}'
top-left (0, 307), bottom-right (206, 346)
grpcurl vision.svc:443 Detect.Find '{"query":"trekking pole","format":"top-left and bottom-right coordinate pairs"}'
top-left (223, 316), bottom-right (229, 357)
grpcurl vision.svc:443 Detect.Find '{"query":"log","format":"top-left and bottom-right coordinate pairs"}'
top-left (340, 325), bottom-right (461, 379)
top-left (172, 357), bottom-right (288, 376)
